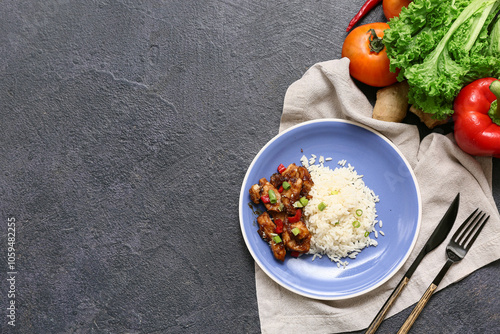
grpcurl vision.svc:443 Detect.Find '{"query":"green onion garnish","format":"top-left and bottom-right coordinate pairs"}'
top-left (330, 190), bottom-right (339, 195)
top-left (364, 231), bottom-right (370, 237)
top-left (318, 202), bottom-right (327, 211)
top-left (352, 221), bottom-right (361, 228)
top-left (268, 189), bottom-right (277, 204)
top-left (299, 197), bottom-right (309, 206)
top-left (291, 227), bottom-right (301, 236)
top-left (356, 209), bottom-right (363, 216)
top-left (282, 181), bottom-right (291, 190)
top-left (272, 235), bottom-right (282, 243)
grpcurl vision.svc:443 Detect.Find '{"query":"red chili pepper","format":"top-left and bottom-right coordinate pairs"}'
top-left (290, 251), bottom-right (300, 258)
top-left (277, 163), bottom-right (286, 174)
top-left (346, 0), bottom-right (383, 32)
top-left (453, 78), bottom-right (500, 157)
top-left (275, 219), bottom-right (283, 233)
top-left (278, 185), bottom-right (283, 193)
top-left (288, 209), bottom-right (302, 223)
top-left (261, 195), bottom-right (270, 204)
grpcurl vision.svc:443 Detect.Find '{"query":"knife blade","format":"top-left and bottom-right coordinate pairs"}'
top-left (365, 193), bottom-right (460, 334)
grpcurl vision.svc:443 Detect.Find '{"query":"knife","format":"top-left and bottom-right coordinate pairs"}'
top-left (365, 193), bottom-right (460, 334)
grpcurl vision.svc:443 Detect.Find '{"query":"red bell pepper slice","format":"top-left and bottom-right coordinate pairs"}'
top-left (260, 195), bottom-right (270, 204)
top-left (453, 78), bottom-right (500, 157)
top-left (288, 209), bottom-right (302, 223)
top-left (277, 163), bottom-right (286, 174)
top-left (290, 251), bottom-right (300, 258)
top-left (274, 219), bottom-right (283, 233)
top-left (278, 185), bottom-right (283, 193)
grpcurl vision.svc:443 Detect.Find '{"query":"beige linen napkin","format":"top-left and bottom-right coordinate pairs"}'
top-left (256, 58), bottom-right (500, 333)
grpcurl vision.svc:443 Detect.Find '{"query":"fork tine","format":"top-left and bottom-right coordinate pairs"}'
top-left (457, 211), bottom-right (485, 246)
top-left (458, 211), bottom-right (485, 244)
top-left (452, 208), bottom-right (479, 243)
top-left (463, 215), bottom-right (489, 251)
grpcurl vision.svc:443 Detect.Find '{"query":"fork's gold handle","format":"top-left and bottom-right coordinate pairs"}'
top-left (365, 277), bottom-right (409, 334)
top-left (397, 283), bottom-right (438, 334)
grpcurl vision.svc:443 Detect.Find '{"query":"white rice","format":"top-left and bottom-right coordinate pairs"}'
top-left (303, 159), bottom-right (380, 267)
top-left (300, 155), bottom-right (309, 168)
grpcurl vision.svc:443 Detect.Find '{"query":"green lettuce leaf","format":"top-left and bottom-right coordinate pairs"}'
top-left (384, 0), bottom-right (500, 119)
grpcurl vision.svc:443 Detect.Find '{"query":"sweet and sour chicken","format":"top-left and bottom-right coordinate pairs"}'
top-left (249, 163), bottom-right (313, 261)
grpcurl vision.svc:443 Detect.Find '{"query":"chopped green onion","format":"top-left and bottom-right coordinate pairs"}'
top-left (278, 203), bottom-right (284, 211)
top-left (364, 231), bottom-right (370, 237)
top-left (268, 189), bottom-right (277, 204)
top-left (318, 202), bottom-right (327, 211)
top-left (291, 227), bottom-right (301, 236)
top-left (293, 201), bottom-right (303, 208)
top-left (282, 181), bottom-right (291, 190)
top-left (356, 209), bottom-right (363, 216)
top-left (299, 197), bottom-right (309, 206)
top-left (330, 190), bottom-right (339, 195)
top-left (352, 221), bottom-right (361, 228)
top-left (272, 235), bottom-right (282, 243)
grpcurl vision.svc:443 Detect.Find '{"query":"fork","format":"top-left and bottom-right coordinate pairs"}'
top-left (397, 209), bottom-right (490, 334)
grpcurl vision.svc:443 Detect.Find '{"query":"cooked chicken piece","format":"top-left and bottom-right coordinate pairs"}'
top-left (269, 211), bottom-right (287, 222)
top-left (258, 178), bottom-right (282, 212)
top-left (298, 166), bottom-right (314, 199)
top-left (249, 184), bottom-right (262, 204)
top-left (269, 173), bottom-right (285, 188)
top-left (276, 164), bottom-right (301, 215)
top-left (288, 220), bottom-right (310, 241)
top-left (282, 163), bottom-right (299, 177)
top-left (301, 180), bottom-right (314, 199)
top-left (297, 166), bottom-right (310, 179)
top-left (282, 219), bottom-right (311, 253)
top-left (284, 177), bottom-right (302, 202)
top-left (249, 178), bottom-right (282, 212)
top-left (280, 177), bottom-right (301, 215)
top-left (257, 212), bottom-right (286, 261)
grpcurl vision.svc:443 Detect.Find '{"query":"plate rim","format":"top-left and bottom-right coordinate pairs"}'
top-left (239, 118), bottom-right (422, 300)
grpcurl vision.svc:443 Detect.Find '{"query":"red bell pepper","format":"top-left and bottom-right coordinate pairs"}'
top-left (277, 163), bottom-right (286, 174)
top-left (288, 209), bottom-right (302, 223)
top-left (453, 78), bottom-right (500, 157)
top-left (274, 219), bottom-right (283, 233)
top-left (261, 195), bottom-right (270, 204)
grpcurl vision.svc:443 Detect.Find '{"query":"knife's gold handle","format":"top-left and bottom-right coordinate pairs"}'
top-left (397, 283), bottom-right (438, 334)
top-left (365, 277), bottom-right (409, 334)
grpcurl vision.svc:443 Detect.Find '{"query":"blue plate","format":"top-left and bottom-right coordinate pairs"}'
top-left (239, 119), bottom-right (421, 300)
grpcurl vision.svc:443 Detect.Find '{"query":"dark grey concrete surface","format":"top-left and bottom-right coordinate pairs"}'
top-left (0, 1), bottom-right (499, 333)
